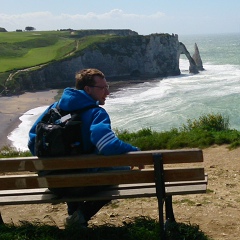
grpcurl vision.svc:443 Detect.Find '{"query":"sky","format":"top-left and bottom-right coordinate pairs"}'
top-left (1, 0), bottom-right (240, 36)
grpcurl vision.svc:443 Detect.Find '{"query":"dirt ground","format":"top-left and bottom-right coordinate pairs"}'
top-left (1, 145), bottom-right (240, 240)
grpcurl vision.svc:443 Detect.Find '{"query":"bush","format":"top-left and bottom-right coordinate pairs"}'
top-left (116, 113), bottom-right (238, 150)
top-left (181, 113), bottom-right (229, 132)
top-left (0, 145), bottom-right (32, 158)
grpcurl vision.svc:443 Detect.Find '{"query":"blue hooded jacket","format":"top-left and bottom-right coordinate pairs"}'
top-left (28, 88), bottom-right (139, 157)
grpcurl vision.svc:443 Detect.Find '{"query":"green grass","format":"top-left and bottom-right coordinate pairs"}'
top-left (0, 217), bottom-right (211, 240)
top-left (76, 34), bottom-right (117, 52)
top-left (0, 31), bottom-right (71, 44)
top-left (0, 31), bottom-right (117, 73)
top-left (1, 39), bottom-right (74, 71)
top-left (0, 32), bottom-right (76, 72)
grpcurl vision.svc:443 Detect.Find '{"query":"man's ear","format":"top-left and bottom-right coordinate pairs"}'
top-left (84, 86), bottom-right (91, 94)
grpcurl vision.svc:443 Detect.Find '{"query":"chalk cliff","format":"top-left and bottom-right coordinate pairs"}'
top-left (16, 34), bottom-right (181, 90)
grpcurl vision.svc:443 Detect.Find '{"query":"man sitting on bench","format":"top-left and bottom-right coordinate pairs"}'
top-left (28, 68), bottom-right (141, 227)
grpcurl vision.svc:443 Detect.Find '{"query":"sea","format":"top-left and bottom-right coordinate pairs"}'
top-left (8, 33), bottom-right (240, 151)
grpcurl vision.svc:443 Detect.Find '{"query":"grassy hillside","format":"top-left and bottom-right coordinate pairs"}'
top-left (0, 31), bottom-right (118, 73)
top-left (0, 31), bottom-right (76, 72)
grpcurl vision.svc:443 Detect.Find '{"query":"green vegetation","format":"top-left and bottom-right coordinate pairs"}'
top-left (0, 31), bottom-right (117, 73)
top-left (116, 113), bottom-right (240, 150)
top-left (0, 31), bottom-right (75, 72)
top-left (0, 217), bottom-right (211, 240)
top-left (0, 145), bottom-right (32, 158)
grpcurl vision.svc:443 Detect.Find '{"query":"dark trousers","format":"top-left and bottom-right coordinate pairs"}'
top-left (46, 166), bottom-right (130, 221)
top-left (50, 186), bottom-right (111, 221)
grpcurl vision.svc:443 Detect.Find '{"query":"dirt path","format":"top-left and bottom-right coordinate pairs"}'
top-left (1, 145), bottom-right (239, 239)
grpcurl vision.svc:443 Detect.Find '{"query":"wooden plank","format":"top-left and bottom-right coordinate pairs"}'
top-left (0, 149), bottom-right (203, 172)
top-left (0, 175), bottom-right (208, 197)
top-left (0, 189), bottom-right (156, 205)
top-left (164, 168), bottom-right (205, 182)
top-left (0, 182), bottom-right (207, 205)
top-left (0, 170), bottom-right (155, 190)
top-left (0, 167), bottom-right (205, 190)
top-left (165, 174), bottom-right (208, 187)
top-left (0, 188), bottom-right (51, 196)
top-left (165, 184), bottom-right (207, 195)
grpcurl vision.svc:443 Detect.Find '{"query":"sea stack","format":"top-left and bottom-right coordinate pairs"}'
top-left (192, 43), bottom-right (205, 71)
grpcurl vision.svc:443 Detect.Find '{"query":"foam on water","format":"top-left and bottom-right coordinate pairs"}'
top-left (104, 59), bottom-right (240, 132)
top-left (7, 106), bottom-right (48, 151)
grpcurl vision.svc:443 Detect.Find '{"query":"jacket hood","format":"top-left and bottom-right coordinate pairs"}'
top-left (58, 87), bottom-right (99, 112)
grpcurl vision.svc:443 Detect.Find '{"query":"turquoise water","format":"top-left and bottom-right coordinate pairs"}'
top-left (9, 33), bottom-right (240, 150)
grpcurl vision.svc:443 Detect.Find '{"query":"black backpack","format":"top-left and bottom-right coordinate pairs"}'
top-left (35, 105), bottom-right (97, 157)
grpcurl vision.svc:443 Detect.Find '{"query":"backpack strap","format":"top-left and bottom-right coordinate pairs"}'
top-left (56, 104), bottom-right (99, 116)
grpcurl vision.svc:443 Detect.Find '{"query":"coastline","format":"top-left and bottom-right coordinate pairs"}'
top-left (0, 80), bottom-right (143, 150)
top-left (0, 90), bottom-right (58, 149)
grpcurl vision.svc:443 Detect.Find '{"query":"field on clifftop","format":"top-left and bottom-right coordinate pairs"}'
top-left (0, 31), bottom-right (115, 73)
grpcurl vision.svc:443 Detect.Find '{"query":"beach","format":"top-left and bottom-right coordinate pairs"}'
top-left (0, 90), bottom-right (58, 149)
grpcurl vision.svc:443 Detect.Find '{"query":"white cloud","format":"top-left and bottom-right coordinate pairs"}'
top-left (60, 9), bottom-right (165, 21)
top-left (0, 9), bottom-right (166, 33)
top-left (1, 8), bottom-right (234, 35)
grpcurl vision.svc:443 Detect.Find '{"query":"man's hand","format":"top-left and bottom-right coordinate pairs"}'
top-left (131, 165), bottom-right (145, 170)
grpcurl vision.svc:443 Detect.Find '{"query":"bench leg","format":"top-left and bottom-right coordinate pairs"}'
top-left (157, 199), bottom-right (165, 239)
top-left (165, 196), bottom-right (175, 222)
top-left (153, 153), bottom-right (166, 239)
top-left (0, 212), bottom-right (4, 225)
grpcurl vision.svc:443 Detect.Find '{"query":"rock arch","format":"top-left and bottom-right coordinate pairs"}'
top-left (179, 42), bottom-right (199, 74)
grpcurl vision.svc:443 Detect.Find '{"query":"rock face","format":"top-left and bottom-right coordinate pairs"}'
top-left (192, 43), bottom-right (204, 71)
top-left (16, 34), bottom-right (181, 90)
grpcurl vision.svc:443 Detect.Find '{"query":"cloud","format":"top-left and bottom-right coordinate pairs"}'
top-left (0, 9), bottom-right (166, 33)
top-left (61, 9), bottom-right (165, 21)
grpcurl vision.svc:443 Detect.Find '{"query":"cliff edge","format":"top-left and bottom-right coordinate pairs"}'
top-left (14, 33), bottom-right (181, 90)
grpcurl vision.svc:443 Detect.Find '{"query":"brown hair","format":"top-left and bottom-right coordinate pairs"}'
top-left (75, 68), bottom-right (105, 90)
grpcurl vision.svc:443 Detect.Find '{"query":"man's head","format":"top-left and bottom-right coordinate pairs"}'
top-left (75, 68), bottom-right (109, 105)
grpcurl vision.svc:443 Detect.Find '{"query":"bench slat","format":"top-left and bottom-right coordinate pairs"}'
top-left (166, 184), bottom-right (207, 195)
top-left (0, 182), bottom-right (207, 205)
top-left (0, 149), bottom-right (203, 172)
top-left (0, 174), bottom-right (207, 197)
top-left (0, 168), bottom-right (205, 190)
top-left (0, 175), bottom-right (208, 196)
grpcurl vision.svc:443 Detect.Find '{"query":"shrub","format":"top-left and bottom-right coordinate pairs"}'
top-left (181, 113), bottom-right (229, 132)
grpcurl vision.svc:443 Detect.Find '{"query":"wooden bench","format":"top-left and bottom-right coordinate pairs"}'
top-left (0, 149), bottom-right (207, 239)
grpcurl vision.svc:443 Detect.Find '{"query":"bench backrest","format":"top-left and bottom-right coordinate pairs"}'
top-left (0, 149), bottom-right (204, 191)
